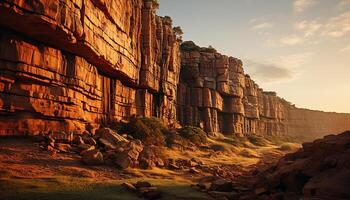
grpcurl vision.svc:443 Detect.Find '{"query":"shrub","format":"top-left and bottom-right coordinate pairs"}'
top-left (200, 45), bottom-right (217, 53)
top-left (211, 144), bottom-right (226, 152)
top-left (279, 143), bottom-right (300, 152)
top-left (121, 117), bottom-right (166, 146)
top-left (178, 126), bottom-right (207, 145)
top-left (180, 41), bottom-right (201, 51)
top-left (239, 149), bottom-right (260, 158)
top-left (163, 16), bottom-right (173, 25)
top-left (145, 0), bottom-right (159, 9)
top-left (246, 135), bottom-right (269, 147)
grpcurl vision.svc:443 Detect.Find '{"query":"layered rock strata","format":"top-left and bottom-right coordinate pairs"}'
top-left (0, 0), bottom-right (349, 137)
top-left (0, 0), bottom-right (180, 135)
top-left (177, 44), bottom-right (288, 136)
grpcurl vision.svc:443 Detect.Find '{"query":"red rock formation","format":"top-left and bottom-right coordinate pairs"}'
top-left (0, 0), bottom-right (179, 135)
top-left (0, 0), bottom-right (349, 137)
top-left (177, 42), bottom-right (350, 137)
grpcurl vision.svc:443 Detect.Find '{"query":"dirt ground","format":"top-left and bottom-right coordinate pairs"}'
top-left (0, 137), bottom-right (298, 200)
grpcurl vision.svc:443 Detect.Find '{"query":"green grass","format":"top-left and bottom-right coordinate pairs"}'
top-left (0, 177), bottom-right (213, 200)
top-left (278, 143), bottom-right (301, 152)
top-left (246, 135), bottom-right (270, 147)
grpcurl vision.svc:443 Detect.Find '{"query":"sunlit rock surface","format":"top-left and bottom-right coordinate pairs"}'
top-left (0, 0), bottom-right (350, 137)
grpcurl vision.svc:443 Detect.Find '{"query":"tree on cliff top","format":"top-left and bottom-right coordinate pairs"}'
top-left (180, 41), bottom-right (201, 51)
top-left (163, 16), bottom-right (173, 25)
top-left (173, 26), bottom-right (184, 42)
top-left (201, 45), bottom-right (217, 53)
top-left (145, 0), bottom-right (159, 9)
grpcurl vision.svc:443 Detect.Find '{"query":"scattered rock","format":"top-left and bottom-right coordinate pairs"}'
top-left (114, 152), bottom-right (133, 169)
top-left (55, 143), bottom-right (71, 153)
top-left (138, 147), bottom-right (159, 169)
top-left (78, 143), bottom-right (95, 152)
top-left (254, 131), bottom-right (350, 199)
top-left (139, 187), bottom-right (161, 200)
top-left (189, 167), bottom-right (200, 174)
top-left (121, 182), bottom-right (137, 192)
top-left (210, 179), bottom-right (233, 192)
top-left (82, 149), bottom-right (104, 165)
top-left (96, 128), bottom-right (128, 145)
top-left (254, 187), bottom-right (267, 195)
top-left (73, 136), bottom-right (84, 145)
top-left (135, 181), bottom-right (152, 189)
top-left (83, 137), bottom-right (97, 146)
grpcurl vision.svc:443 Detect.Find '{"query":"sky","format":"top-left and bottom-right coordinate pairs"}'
top-left (158, 0), bottom-right (350, 113)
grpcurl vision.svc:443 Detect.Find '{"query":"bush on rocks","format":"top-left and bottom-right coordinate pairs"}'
top-left (178, 126), bottom-right (207, 146)
top-left (121, 117), bottom-right (166, 146)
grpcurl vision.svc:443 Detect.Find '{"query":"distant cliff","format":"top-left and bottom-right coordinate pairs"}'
top-left (0, 0), bottom-right (349, 137)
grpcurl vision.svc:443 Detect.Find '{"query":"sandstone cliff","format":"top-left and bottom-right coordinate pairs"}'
top-left (0, 0), bottom-right (179, 135)
top-left (0, 0), bottom-right (349, 138)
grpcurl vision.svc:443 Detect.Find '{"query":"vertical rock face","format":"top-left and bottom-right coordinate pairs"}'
top-left (0, 0), bottom-right (180, 135)
top-left (177, 43), bottom-right (289, 136)
top-left (0, 0), bottom-right (349, 137)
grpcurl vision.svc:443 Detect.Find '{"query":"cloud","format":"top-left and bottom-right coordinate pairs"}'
top-left (294, 20), bottom-right (322, 37)
top-left (245, 53), bottom-right (311, 83)
top-left (252, 22), bottom-right (274, 30)
top-left (339, 45), bottom-right (350, 53)
top-left (321, 12), bottom-right (350, 38)
top-left (245, 60), bottom-right (294, 83)
top-left (267, 11), bottom-right (350, 47)
top-left (279, 35), bottom-right (304, 46)
top-left (294, 0), bottom-right (317, 13)
top-left (272, 53), bottom-right (312, 69)
top-left (337, 0), bottom-right (350, 11)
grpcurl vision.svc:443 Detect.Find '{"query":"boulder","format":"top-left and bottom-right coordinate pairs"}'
top-left (55, 143), bottom-right (71, 153)
top-left (210, 179), bottom-right (233, 192)
top-left (121, 182), bottom-right (137, 192)
top-left (82, 149), bottom-right (104, 165)
top-left (135, 181), bottom-right (152, 188)
top-left (73, 136), bottom-right (84, 145)
top-left (139, 187), bottom-right (161, 200)
top-left (138, 147), bottom-right (159, 169)
top-left (78, 143), bottom-right (95, 152)
top-left (114, 153), bottom-right (133, 169)
top-left (83, 137), bottom-right (97, 146)
top-left (96, 128), bottom-right (128, 150)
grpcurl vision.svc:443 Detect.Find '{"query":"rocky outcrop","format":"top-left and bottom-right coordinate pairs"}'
top-left (0, 0), bottom-right (180, 135)
top-left (253, 131), bottom-right (350, 199)
top-left (0, 0), bottom-right (349, 137)
top-left (177, 43), bottom-right (289, 136)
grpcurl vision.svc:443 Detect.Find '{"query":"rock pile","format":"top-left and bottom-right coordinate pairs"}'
top-left (38, 128), bottom-right (162, 169)
top-left (253, 131), bottom-right (350, 199)
top-left (192, 132), bottom-right (350, 200)
top-left (37, 126), bottom-right (208, 172)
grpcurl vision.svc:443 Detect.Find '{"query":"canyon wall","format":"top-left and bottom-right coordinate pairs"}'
top-left (177, 43), bottom-right (287, 136)
top-left (0, 0), bottom-right (179, 135)
top-left (0, 0), bottom-right (349, 138)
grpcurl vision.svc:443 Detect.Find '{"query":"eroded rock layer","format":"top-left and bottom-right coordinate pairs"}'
top-left (0, 0), bottom-right (349, 137)
top-left (177, 44), bottom-right (288, 136)
top-left (0, 0), bottom-right (180, 135)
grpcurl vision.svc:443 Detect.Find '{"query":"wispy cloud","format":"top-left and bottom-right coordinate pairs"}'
top-left (245, 53), bottom-right (311, 83)
top-left (267, 11), bottom-right (350, 47)
top-left (279, 35), bottom-right (304, 46)
top-left (245, 60), bottom-right (294, 83)
top-left (252, 22), bottom-right (274, 30)
top-left (321, 12), bottom-right (350, 38)
top-left (337, 0), bottom-right (350, 11)
top-left (294, 0), bottom-right (317, 13)
top-left (294, 20), bottom-right (322, 37)
top-left (339, 45), bottom-right (350, 53)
